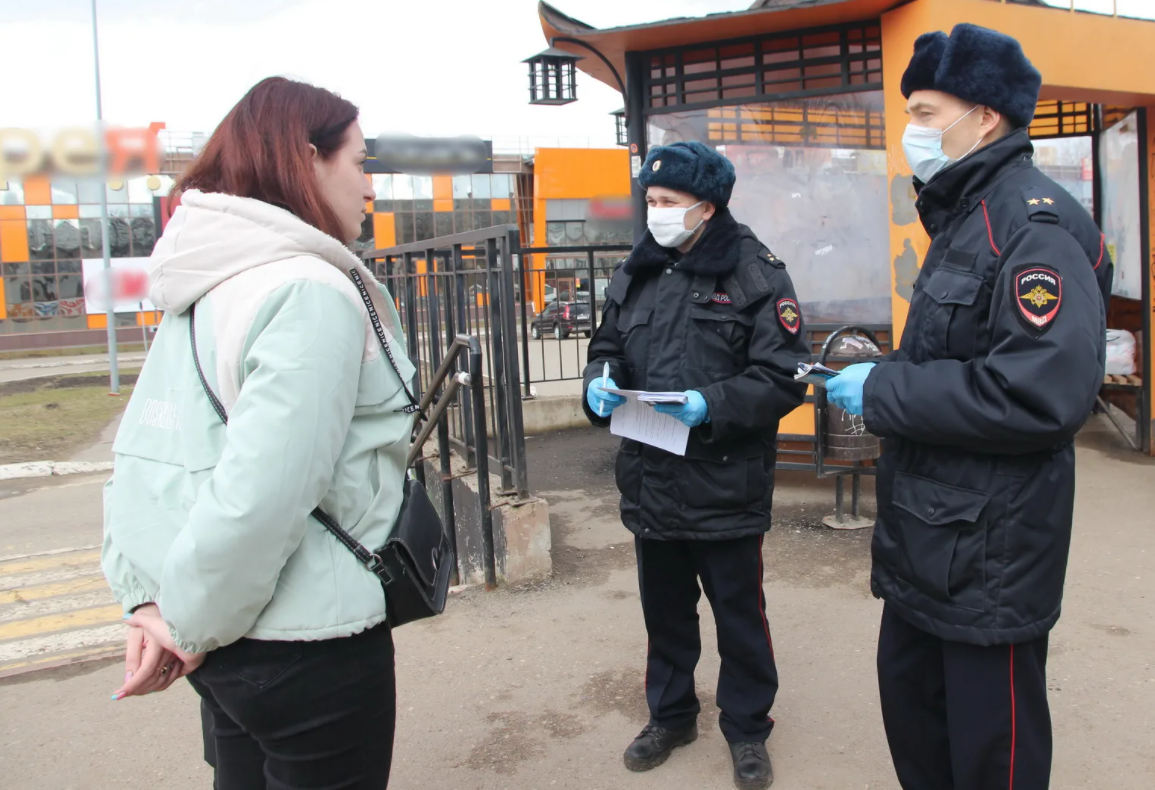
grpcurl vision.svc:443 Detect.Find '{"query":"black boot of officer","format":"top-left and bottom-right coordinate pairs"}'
top-left (624, 726), bottom-right (773, 790)
top-left (827, 24), bottom-right (1110, 790)
top-left (586, 140), bottom-right (809, 790)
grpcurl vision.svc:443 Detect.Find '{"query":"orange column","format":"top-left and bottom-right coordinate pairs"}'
top-left (1145, 107), bottom-right (1155, 455)
top-left (881, 0), bottom-right (937, 348)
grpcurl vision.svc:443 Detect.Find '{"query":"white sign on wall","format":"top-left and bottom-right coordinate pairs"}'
top-left (81, 257), bottom-right (156, 314)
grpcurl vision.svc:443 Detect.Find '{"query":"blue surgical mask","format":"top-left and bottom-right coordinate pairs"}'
top-left (902, 105), bottom-right (982, 183)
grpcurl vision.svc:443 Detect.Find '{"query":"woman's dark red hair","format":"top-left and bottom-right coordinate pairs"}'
top-left (176, 77), bottom-right (359, 240)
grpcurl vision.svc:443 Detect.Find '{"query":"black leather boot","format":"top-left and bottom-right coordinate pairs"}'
top-left (622, 723), bottom-right (698, 772)
top-left (729, 741), bottom-right (773, 789)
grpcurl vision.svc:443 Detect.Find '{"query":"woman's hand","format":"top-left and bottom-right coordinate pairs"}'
top-left (112, 605), bottom-right (206, 700)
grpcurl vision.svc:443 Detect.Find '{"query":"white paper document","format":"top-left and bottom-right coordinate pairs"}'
top-left (794, 362), bottom-right (840, 389)
top-left (609, 393), bottom-right (690, 456)
top-left (602, 388), bottom-right (689, 405)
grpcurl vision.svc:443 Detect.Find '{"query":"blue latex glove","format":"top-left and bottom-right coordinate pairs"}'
top-left (587, 376), bottom-right (627, 417)
top-left (654, 391), bottom-right (710, 428)
top-left (826, 363), bottom-right (877, 416)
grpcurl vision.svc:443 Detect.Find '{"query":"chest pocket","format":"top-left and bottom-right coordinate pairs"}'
top-left (616, 305), bottom-right (653, 373)
top-left (687, 306), bottom-right (753, 374)
top-left (919, 267), bottom-right (983, 361)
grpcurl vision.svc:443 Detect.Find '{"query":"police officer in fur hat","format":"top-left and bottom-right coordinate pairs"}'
top-left (583, 141), bottom-right (810, 789)
top-left (826, 24), bottom-right (1111, 790)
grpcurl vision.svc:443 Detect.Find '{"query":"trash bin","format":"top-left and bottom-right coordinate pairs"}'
top-left (822, 333), bottom-right (882, 462)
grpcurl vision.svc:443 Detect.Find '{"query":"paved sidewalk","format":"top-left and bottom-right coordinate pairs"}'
top-left (0, 353), bottom-right (147, 384)
top-left (0, 418), bottom-right (1151, 789)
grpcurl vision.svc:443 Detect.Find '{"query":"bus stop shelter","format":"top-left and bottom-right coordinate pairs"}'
top-left (535, 0), bottom-right (1155, 456)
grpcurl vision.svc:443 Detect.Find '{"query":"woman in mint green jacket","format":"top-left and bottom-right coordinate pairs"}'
top-left (102, 77), bottom-right (411, 789)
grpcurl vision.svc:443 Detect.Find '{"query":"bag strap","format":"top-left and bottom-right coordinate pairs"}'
top-left (188, 302), bottom-right (388, 576)
top-left (345, 267), bottom-right (421, 417)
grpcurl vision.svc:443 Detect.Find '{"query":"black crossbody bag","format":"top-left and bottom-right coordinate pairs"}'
top-left (188, 267), bottom-right (453, 628)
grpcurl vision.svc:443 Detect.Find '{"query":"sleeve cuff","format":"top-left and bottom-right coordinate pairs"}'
top-left (862, 363), bottom-right (886, 436)
top-left (118, 585), bottom-right (153, 616)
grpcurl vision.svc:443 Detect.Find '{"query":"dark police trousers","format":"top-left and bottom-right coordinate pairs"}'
top-left (637, 534), bottom-right (778, 743)
top-left (877, 605), bottom-right (1051, 790)
top-left (192, 622), bottom-right (395, 790)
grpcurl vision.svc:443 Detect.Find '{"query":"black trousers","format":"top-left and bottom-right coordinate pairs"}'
top-left (636, 534), bottom-right (778, 743)
top-left (190, 622), bottom-right (396, 790)
top-left (877, 605), bottom-right (1052, 790)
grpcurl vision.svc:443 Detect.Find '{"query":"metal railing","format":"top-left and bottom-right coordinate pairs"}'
top-left (364, 226), bottom-right (530, 500)
top-left (406, 334), bottom-right (497, 588)
top-left (516, 244), bottom-right (632, 392)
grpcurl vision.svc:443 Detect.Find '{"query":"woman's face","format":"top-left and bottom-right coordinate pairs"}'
top-left (313, 121), bottom-right (376, 243)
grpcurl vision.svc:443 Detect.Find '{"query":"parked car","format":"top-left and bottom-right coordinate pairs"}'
top-left (531, 299), bottom-right (591, 340)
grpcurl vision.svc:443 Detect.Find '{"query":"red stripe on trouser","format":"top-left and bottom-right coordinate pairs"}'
top-left (758, 535), bottom-right (776, 725)
top-left (757, 535), bottom-right (774, 659)
top-left (1009, 644), bottom-right (1017, 790)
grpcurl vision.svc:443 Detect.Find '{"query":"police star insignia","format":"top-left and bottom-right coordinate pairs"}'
top-left (1013, 266), bottom-right (1063, 333)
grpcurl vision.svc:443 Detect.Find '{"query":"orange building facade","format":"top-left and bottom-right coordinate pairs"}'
top-left (0, 145), bottom-right (633, 351)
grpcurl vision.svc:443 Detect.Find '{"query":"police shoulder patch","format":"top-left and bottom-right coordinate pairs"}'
top-left (777, 297), bottom-right (801, 335)
top-left (1013, 264), bottom-right (1062, 333)
top-left (1022, 186), bottom-right (1059, 225)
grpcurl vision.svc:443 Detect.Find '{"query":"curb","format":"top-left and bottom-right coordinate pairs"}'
top-left (0, 461), bottom-right (114, 482)
top-left (2, 355), bottom-right (147, 372)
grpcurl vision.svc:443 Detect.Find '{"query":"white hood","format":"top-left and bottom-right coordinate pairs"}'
top-left (148, 190), bottom-right (369, 314)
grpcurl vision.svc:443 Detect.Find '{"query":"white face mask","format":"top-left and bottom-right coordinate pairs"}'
top-left (902, 105), bottom-right (983, 183)
top-left (648, 201), bottom-right (704, 248)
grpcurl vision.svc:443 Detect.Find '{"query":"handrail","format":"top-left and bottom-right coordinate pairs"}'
top-left (405, 333), bottom-right (497, 589)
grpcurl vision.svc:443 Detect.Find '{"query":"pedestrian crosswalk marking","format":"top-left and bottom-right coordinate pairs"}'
top-left (0, 624), bottom-right (125, 663)
top-left (0, 544), bottom-right (100, 564)
top-left (0, 604), bottom-right (122, 641)
top-left (0, 575), bottom-right (110, 605)
top-left (0, 565), bottom-right (105, 592)
top-left (0, 549), bottom-right (102, 576)
top-left (0, 588), bottom-right (114, 623)
top-left (0, 547), bottom-right (123, 676)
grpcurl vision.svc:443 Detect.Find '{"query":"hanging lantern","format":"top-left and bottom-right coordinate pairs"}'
top-left (523, 48), bottom-right (582, 106)
top-left (611, 108), bottom-right (627, 147)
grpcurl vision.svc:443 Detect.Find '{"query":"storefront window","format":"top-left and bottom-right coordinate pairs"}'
top-left (371, 174), bottom-right (393, 201)
top-left (0, 174), bottom-right (165, 335)
top-left (648, 91), bottom-right (891, 323)
top-left (1100, 111), bottom-right (1142, 300)
top-left (0, 180), bottom-right (25, 205)
top-left (471, 174), bottom-right (492, 199)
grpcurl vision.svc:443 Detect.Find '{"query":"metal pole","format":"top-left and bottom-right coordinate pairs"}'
top-left (485, 238), bottom-right (515, 493)
top-left (470, 345), bottom-right (498, 589)
top-left (517, 249), bottom-right (532, 397)
top-left (452, 245), bottom-right (476, 467)
top-left (625, 52), bottom-right (649, 245)
top-left (91, 0), bottom-right (119, 394)
top-left (586, 249), bottom-right (598, 335)
top-left (500, 230), bottom-right (529, 498)
top-left (138, 301), bottom-right (148, 353)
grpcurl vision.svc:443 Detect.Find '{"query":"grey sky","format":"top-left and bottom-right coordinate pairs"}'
top-left (2, 0), bottom-right (1149, 147)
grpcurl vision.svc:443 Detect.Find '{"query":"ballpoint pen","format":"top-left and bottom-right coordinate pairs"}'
top-left (599, 361), bottom-right (610, 417)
